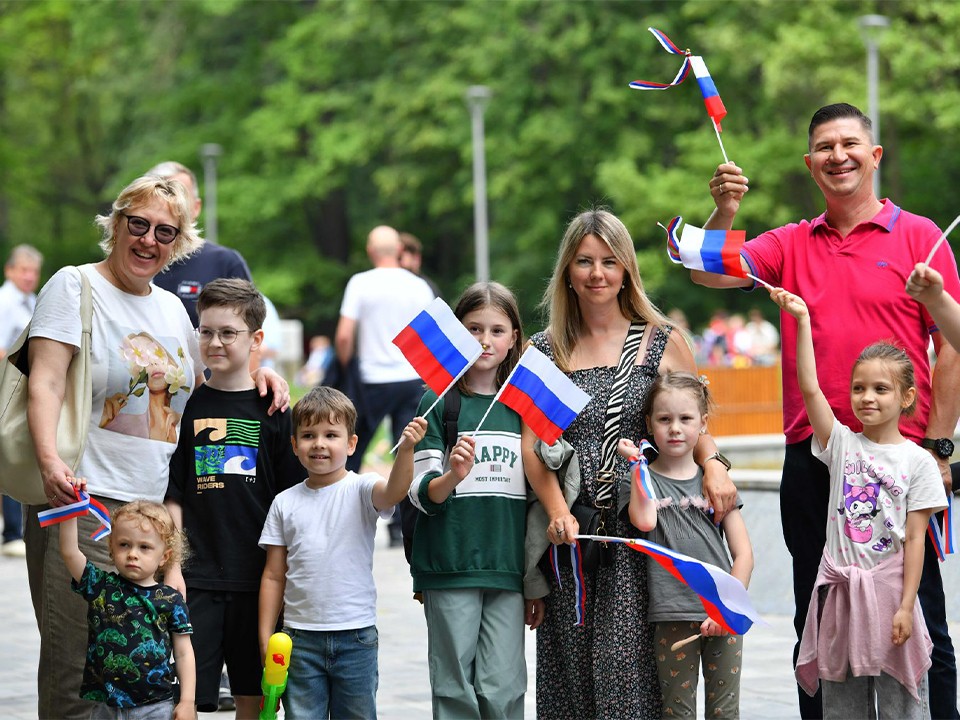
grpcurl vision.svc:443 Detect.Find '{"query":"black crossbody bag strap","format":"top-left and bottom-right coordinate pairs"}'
top-left (593, 322), bottom-right (646, 510)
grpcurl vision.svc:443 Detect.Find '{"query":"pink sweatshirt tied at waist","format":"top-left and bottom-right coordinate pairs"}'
top-left (795, 549), bottom-right (932, 701)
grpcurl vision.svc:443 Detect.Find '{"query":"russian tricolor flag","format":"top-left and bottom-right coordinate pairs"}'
top-left (579, 534), bottom-right (763, 635)
top-left (495, 346), bottom-right (590, 445)
top-left (38, 489), bottom-right (112, 540)
top-left (689, 55), bottom-right (727, 132)
top-left (660, 216), bottom-right (746, 279)
top-left (393, 298), bottom-right (483, 396)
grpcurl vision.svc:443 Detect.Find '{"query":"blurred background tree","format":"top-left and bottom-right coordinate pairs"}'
top-left (1, 0), bottom-right (957, 340)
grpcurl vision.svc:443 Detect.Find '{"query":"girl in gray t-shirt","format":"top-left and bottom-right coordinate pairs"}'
top-left (618, 371), bottom-right (754, 719)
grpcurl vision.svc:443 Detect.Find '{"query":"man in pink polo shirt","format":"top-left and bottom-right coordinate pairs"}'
top-left (692, 102), bottom-right (960, 720)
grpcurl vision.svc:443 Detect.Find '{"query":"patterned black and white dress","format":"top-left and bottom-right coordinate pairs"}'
top-left (532, 326), bottom-right (667, 720)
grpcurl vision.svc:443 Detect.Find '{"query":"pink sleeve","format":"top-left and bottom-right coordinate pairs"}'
top-left (742, 225), bottom-right (795, 287)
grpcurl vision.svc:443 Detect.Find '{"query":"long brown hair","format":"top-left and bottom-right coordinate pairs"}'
top-left (454, 281), bottom-right (523, 395)
top-left (539, 208), bottom-right (671, 371)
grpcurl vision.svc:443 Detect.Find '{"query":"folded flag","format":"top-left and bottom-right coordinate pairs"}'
top-left (689, 55), bottom-right (727, 132)
top-left (490, 346), bottom-right (591, 445)
top-left (928, 492), bottom-right (955, 562)
top-left (659, 216), bottom-right (747, 279)
top-left (393, 297), bottom-right (483, 396)
top-left (38, 488), bottom-right (112, 540)
top-left (577, 534), bottom-right (762, 635)
top-left (629, 28), bottom-right (727, 132)
top-left (629, 439), bottom-right (658, 500)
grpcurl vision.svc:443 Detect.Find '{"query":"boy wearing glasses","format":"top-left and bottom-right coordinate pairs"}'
top-left (164, 278), bottom-right (302, 717)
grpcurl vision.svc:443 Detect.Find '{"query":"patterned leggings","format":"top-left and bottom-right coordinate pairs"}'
top-left (654, 621), bottom-right (742, 718)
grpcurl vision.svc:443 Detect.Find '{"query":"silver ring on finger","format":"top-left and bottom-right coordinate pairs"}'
top-left (720, 182), bottom-right (725, 194)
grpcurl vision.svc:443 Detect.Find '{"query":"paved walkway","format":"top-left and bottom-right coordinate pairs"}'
top-left (5, 478), bottom-right (958, 718)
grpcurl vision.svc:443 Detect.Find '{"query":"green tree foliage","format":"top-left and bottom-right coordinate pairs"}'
top-left (2, 0), bottom-right (959, 338)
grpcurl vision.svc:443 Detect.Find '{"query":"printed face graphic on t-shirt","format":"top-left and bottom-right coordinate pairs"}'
top-left (97, 327), bottom-right (191, 444)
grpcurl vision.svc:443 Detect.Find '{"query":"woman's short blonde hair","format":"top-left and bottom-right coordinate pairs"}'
top-left (94, 175), bottom-right (203, 264)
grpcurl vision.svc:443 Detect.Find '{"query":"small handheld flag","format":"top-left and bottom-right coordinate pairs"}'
top-left (38, 488), bottom-right (112, 540)
top-left (928, 493), bottom-right (955, 562)
top-left (475, 346), bottom-right (591, 445)
top-left (629, 27), bottom-right (730, 161)
top-left (390, 298), bottom-right (484, 453)
top-left (689, 55), bottom-right (727, 132)
top-left (393, 297), bottom-right (483, 397)
top-left (659, 216), bottom-right (747, 279)
top-left (577, 534), bottom-right (763, 635)
top-left (629, 439), bottom-right (658, 500)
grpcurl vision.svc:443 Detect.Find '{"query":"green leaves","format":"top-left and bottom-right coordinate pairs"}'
top-left (3, 0), bottom-right (960, 336)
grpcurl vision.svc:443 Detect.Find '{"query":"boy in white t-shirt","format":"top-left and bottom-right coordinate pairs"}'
top-left (258, 386), bottom-right (426, 719)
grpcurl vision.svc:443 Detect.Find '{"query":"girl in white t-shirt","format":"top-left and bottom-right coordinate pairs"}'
top-left (772, 288), bottom-right (945, 719)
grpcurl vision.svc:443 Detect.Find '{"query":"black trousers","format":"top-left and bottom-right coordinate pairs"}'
top-left (781, 438), bottom-right (958, 720)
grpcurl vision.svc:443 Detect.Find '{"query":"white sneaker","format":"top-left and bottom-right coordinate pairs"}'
top-left (2, 539), bottom-right (26, 557)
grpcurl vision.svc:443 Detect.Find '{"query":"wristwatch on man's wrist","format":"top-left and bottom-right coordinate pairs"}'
top-left (921, 437), bottom-right (955, 459)
top-left (703, 451), bottom-right (732, 471)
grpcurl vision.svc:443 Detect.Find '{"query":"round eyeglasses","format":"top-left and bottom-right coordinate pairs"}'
top-left (123, 214), bottom-right (180, 245)
top-left (197, 327), bottom-right (251, 345)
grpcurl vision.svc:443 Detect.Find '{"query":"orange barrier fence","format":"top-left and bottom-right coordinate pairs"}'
top-left (697, 364), bottom-right (783, 436)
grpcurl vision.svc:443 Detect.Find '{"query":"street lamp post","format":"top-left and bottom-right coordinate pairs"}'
top-left (200, 143), bottom-right (223, 245)
top-left (857, 14), bottom-right (890, 198)
top-left (466, 85), bottom-right (492, 283)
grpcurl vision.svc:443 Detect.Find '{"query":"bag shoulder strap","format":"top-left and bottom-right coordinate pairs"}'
top-left (76, 265), bottom-right (93, 334)
top-left (594, 322), bottom-right (646, 506)
top-left (442, 390), bottom-right (461, 453)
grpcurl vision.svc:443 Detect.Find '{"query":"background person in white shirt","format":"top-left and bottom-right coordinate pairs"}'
top-left (0, 244), bottom-right (42, 557)
top-left (335, 225), bottom-right (434, 548)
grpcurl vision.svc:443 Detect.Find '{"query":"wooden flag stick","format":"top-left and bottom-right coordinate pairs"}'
top-left (670, 633), bottom-right (701, 651)
top-left (389, 389), bottom-right (448, 454)
top-left (923, 214), bottom-right (960, 266)
top-left (746, 273), bottom-right (776, 291)
top-left (713, 122), bottom-right (729, 164)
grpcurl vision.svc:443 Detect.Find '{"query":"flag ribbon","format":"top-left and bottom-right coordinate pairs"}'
top-left (928, 493), bottom-right (954, 562)
top-left (629, 28), bottom-right (691, 90)
top-left (38, 487), bottom-right (112, 540)
top-left (658, 216), bottom-right (683, 264)
top-left (549, 541), bottom-right (587, 626)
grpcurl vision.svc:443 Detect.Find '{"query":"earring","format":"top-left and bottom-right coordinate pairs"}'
top-left (567, 282), bottom-right (573, 289)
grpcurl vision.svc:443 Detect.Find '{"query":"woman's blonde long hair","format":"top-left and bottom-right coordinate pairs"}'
top-left (539, 208), bottom-right (671, 371)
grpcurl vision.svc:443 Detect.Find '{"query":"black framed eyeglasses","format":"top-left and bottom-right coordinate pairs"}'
top-left (197, 327), bottom-right (251, 345)
top-left (123, 214), bottom-right (180, 245)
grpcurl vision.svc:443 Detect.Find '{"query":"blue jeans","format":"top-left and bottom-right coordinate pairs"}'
top-left (3, 494), bottom-right (23, 543)
top-left (282, 626), bottom-right (379, 720)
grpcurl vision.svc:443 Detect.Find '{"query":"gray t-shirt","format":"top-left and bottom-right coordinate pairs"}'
top-left (619, 466), bottom-right (742, 623)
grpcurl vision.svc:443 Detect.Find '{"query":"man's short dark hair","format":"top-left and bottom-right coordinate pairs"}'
top-left (808, 103), bottom-right (874, 146)
top-left (399, 232), bottom-right (422, 255)
top-left (197, 278), bottom-right (266, 331)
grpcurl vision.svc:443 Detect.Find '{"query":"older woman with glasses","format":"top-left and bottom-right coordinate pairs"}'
top-left (23, 174), bottom-right (289, 719)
